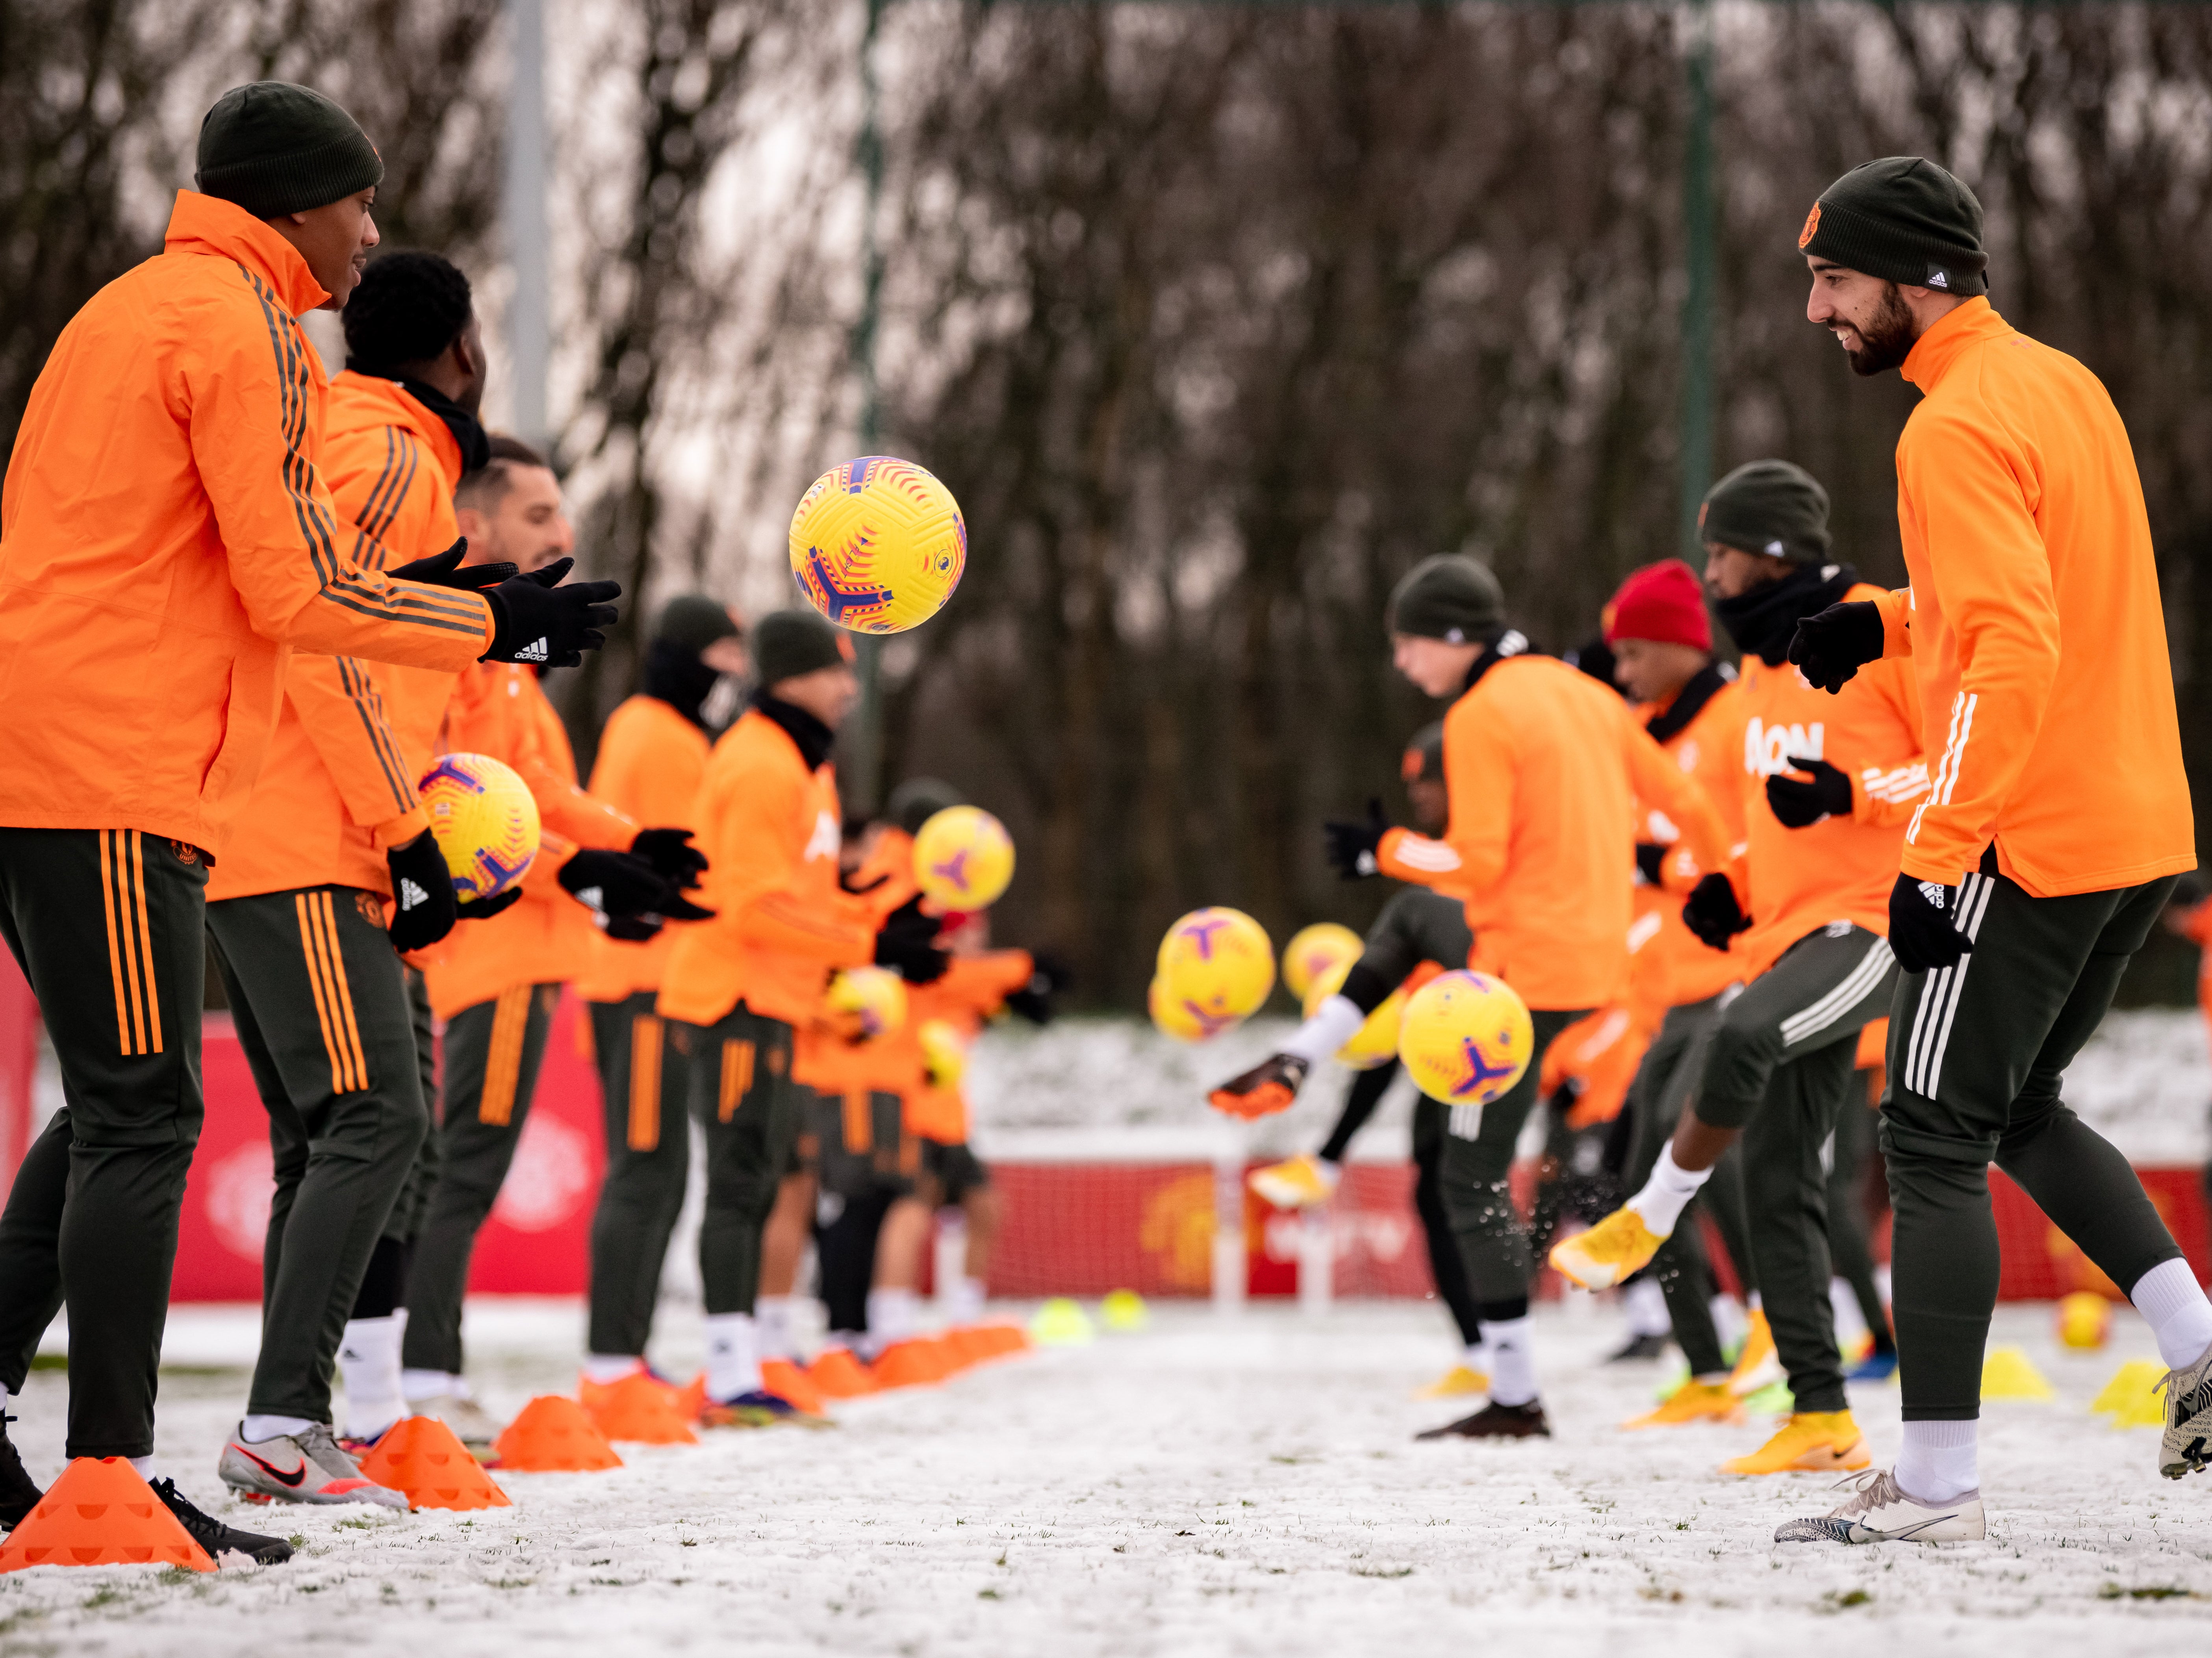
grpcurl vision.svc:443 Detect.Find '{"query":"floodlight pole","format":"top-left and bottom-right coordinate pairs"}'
top-left (505, 0), bottom-right (551, 451)
top-left (849, 0), bottom-right (888, 814)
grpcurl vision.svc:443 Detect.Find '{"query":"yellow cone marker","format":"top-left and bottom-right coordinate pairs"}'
top-left (1100, 1289), bottom-right (1149, 1333)
top-left (1030, 1296), bottom-right (1095, 1346)
top-left (1980, 1345), bottom-right (2055, 1401)
top-left (2091, 1358), bottom-right (2168, 1427)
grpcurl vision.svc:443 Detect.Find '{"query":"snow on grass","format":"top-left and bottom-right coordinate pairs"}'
top-left (3, 1298), bottom-right (2209, 1656)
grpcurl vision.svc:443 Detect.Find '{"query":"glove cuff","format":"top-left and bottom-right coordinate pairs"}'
top-left (373, 807), bottom-right (431, 851)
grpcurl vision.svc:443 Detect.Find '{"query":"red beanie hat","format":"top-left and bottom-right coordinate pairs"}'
top-left (1601, 559), bottom-right (1710, 652)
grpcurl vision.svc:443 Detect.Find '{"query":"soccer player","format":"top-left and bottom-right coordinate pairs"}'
top-left (576, 595), bottom-right (745, 1393)
top-left (1215, 556), bottom-right (1731, 1438)
top-left (0, 83), bottom-right (614, 1558)
top-left (203, 249), bottom-right (504, 1507)
top-left (658, 610), bottom-right (949, 1423)
top-left (398, 439), bottom-right (697, 1447)
top-left (1769, 157), bottom-right (2207, 1542)
top-left (1556, 461), bottom-right (1926, 1478)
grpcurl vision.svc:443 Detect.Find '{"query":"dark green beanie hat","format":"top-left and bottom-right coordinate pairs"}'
top-left (753, 608), bottom-right (847, 688)
top-left (196, 82), bottom-right (383, 220)
top-left (1385, 555), bottom-right (1506, 645)
top-left (1797, 156), bottom-right (1987, 298)
top-left (1700, 460), bottom-right (1832, 564)
top-left (1402, 723), bottom-right (1445, 784)
top-left (886, 777), bottom-right (963, 837)
top-left (654, 594), bottom-right (741, 656)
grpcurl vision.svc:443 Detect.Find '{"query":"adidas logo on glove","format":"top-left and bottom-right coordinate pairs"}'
top-left (398, 878), bottom-right (432, 911)
top-left (513, 636), bottom-right (550, 663)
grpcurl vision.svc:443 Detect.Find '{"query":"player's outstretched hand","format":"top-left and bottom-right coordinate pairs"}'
top-left (1208, 1053), bottom-right (1311, 1120)
top-left (560, 848), bottom-right (670, 920)
top-left (389, 538), bottom-right (516, 591)
top-left (1787, 600), bottom-right (1884, 694)
top-left (1682, 872), bottom-right (1752, 951)
top-left (1888, 873), bottom-right (1970, 974)
top-left (481, 557), bottom-right (621, 667)
top-left (875, 894), bottom-right (950, 984)
top-left (385, 829), bottom-right (458, 953)
top-left (1765, 755), bottom-right (1854, 828)
top-left (1323, 799), bottom-right (1389, 880)
top-left (601, 912), bottom-right (666, 943)
top-left (631, 826), bottom-right (708, 888)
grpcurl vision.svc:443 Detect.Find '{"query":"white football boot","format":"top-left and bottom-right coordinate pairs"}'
top-left (2158, 1342), bottom-right (2212, 1478)
top-left (218, 1421), bottom-right (408, 1509)
top-left (1774, 1467), bottom-right (1984, 1545)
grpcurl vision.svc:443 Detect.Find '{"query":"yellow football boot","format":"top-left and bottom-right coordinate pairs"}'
top-left (1621, 1379), bottom-right (1742, 1430)
top-left (1248, 1154), bottom-right (1340, 1211)
top-left (1547, 1208), bottom-right (1663, 1290)
top-left (1411, 1363), bottom-right (1491, 1400)
top-left (1726, 1309), bottom-right (1784, 1397)
top-left (1720, 1410), bottom-right (1871, 1475)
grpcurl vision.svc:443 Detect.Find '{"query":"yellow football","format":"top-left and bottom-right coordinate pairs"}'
top-left (1398, 969), bottom-right (1534, 1107)
top-left (1281, 922), bottom-right (1364, 1002)
top-left (1155, 908), bottom-right (1276, 1033)
top-left (918, 1018), bottom-right (967, 1089)
top-left (1149, 976), bottom-right (1230, 1042)
top-left (2057, 1289), bottom-right (2112, 1350)
top-left (825, 966), bottom-right (909, 1039)
top-left (417, 751), bottom-right (541, 903)
top-left (1303, 956), bottom-right (1405, 1071)
top-left (788, 456), bottom-right (966, 634)
top-left (912, 805), bottom-right (1015, 910)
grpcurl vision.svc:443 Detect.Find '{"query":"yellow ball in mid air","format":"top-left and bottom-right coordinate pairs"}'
top-left (1303, 956), bottom-right (1405, 1072)
top-left (1155, 907), bottom-right (1276, 1033)
top-left (912, 805), bottom-right (1015, 910)
top-left (417, 751), bottom-right (541, 902)
top-left (918, 1018), bottom-right (967, 1089)
top-left (1397, 969), bottom-right (1534, 1107)
top-left (788, 455), bottom-right (966, 634)
top-left (825, 966), bottom-right (910, 1040)
top-left (1148, 976), bottom-right (1224, 1042)
top-left (1281, 922), bottom-right (1364, 1002)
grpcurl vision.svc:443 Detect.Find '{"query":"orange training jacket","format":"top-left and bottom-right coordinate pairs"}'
top-left (1870, 298), bottom-right (2194, 895)
top-left (1737, 582), bottom-right (1926, 972)
top-left (574, 694), bottom-right (712, 1002)
top-left (898, 949), bottom-right (1036, 1143)
top-left (0, 192), bottom-right (492, 856)
top-left (1630, 673), bottom-right (1750, 1011)
top-left (209, 373), bottom-right (468, 901)
top-left (1375, 652), bottom-right (1732, 1010)
top-left (657, 708), bottom-right (879, 1030)
top-left (415, 663), bottom-right (636, 1019)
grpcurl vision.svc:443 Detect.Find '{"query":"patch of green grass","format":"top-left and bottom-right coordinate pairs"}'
top-left (1821, 1589), bottom-right (1873, 1610)
top-left (79, 1587), bottom-right (126, 1611)
top-left (26, 1355), bottom-right (65, 1372)
top-left (488, 1577), bottom-right (536, 1589)
top-left (1350, 1566), bottom-right (1415, 1580)
top-left (2100, 1583), bottom-right (2195, 1601)
top-left (977, 1588), bottom-right (1002, 1601)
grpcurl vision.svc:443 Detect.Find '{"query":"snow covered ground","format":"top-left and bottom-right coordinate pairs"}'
top-left (4, 1297), bottom-right (2210, 1655)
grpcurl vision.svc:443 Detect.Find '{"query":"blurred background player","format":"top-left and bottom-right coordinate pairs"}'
top-left (1555, 460), bottom-right (1925, 1477)
top-left (576, 595), bottom-right (745, 1393)
top-left (204, 249), bottom-right (506, 1507)
top-left (658, 610), bottom-right (947, 1425)
top-left (398, 438), bottom-right (703, 1448)
top-left (1244, 726), bottom-right (1490, 1398)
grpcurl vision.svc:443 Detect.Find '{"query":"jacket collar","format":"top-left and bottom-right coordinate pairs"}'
top-left (749, 692), bottom-right (837, 773)
top-left (332, 371), bottom-right (466, 486)
top-left (163, 190), bottom-right (329, 316)
top-left (1462, 628), bottom-right (1537, 695)
top-left (1901, 297), bottom-right (2012, 393)
top-left (1643, 660), bottom-right (1735, 747)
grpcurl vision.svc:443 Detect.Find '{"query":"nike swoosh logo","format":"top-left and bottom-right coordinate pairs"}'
top-left (1877, 1511), bottom-right (1961, 1540)
top-left (236, 1446), bottom-right (308, 1487)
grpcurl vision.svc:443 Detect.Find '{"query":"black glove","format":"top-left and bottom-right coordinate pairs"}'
top-left (455, 887), bottom-right (523, 922)
top-left (838, 867), bottom-right (890, 896)
top-left (385, 829), bottom-right (458, 953)
top-left (1888, 872), bottom-right (1970, 974)
top-left (1766, 755), bottom-right (1854, 829)
top-left (388, 538), bottom-right (516, 592)
top-left (601, 912), bottom-right (666, 944)
top-left (630, 827), bottom-right (707, 890)
top-left (1634, 842), bottom-right (1668, 886)
top-left (1324, 799), bottom-right (1389, 880)
top-left (1787, 600), bottom-right (1886, 694)
top-left (1682, 872), bottom-right (1752, 951)
top-left (480, 557), bottom-right (622, 668)
top-left (560, 848), bottom-right (673, 921)
top-left (873, 894), bottom-right (950, 985)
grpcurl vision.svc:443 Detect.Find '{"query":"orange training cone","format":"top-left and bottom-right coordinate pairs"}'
top-left (871, 1337), bottom-right (949, 1389)
top-left (808, 1346), bottom-right (879, 1399)
top-left (583, 1373), bottom-right (699, 1445)
top-left (975, 1322), bottom-right (1029, 1358)
top-left (492, 1395), bottom-right (623, 1472)
top-left (0, 1458), bottom-right (214, 1574)
top-left (943, 1326), bottom-right (993, 1368)
top-left (760, 1358), bottom-right (829, 1417)
top-left (356, 1416), bottom-right (512, 1510)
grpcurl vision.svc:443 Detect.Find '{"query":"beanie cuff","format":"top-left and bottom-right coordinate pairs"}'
top-left (1801, 198), bottom-right (1986, 298)
top-left (197, 129), bottom-right (384, 221)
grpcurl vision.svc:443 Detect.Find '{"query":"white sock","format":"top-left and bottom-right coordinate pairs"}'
top-left (1281, 996), bottom-right (1368, 1065)
top-left (1624, 1277), bottom-right (1671, 1338)
top-left (1463, 1340), bottom-right (1491, 1373)
top-left (338, 1315), bottom-right (407, 1438)
top-left (827, 1328), bottom-right (866, 1353)
top-left (755, 1295), bottom-right (796, 1361)
top-left (703, 1313), bottom-right (760, 1401)
top-left (0, 1384), bottom-right (10, 1416)
top-left (130, 1455), bottom-right (156, 1481)
top-left (1625, 1144), bottom-right (1711, 1239)
top-left (1895, 1419), bottom-right (1978, 1503)
top-left (1745, 1290), bottom-right (1763, 1313)
top-left (2131, 1257), bottom-right (2212, 1370)
top-left (582, 1354), bottom-right (642, 1385)
top-left (868, 1287), bottom-right (919, 1346)
top-left (401, 1368), bottom-right (461, 1404)
top-left (1830, 1278), bottom-right (1870, 1347)
top-left (1479, 1316), bottom-right (1537, 1407)
top-left (239, 1413), bottom-right (314, 1444)
top-left (948, 1275), bottom-right (987, 1325)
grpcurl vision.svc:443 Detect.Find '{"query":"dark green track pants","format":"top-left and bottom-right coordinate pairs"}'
top-left (1883, 859), bottom-right (2182, 1421)
top-left (1441, 1006), bottom-right (1587, 1307)
top-left (399, 983), bottom-right (559, 1375)
top-left (586, 993), bottom-right (691, 1358)
top-left (208, 886), bottom-right (428, 1422)
top-left (0, 828), bottom-right (207, 1458)
top-left (685, 1003), bottom-right (797, 1318)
